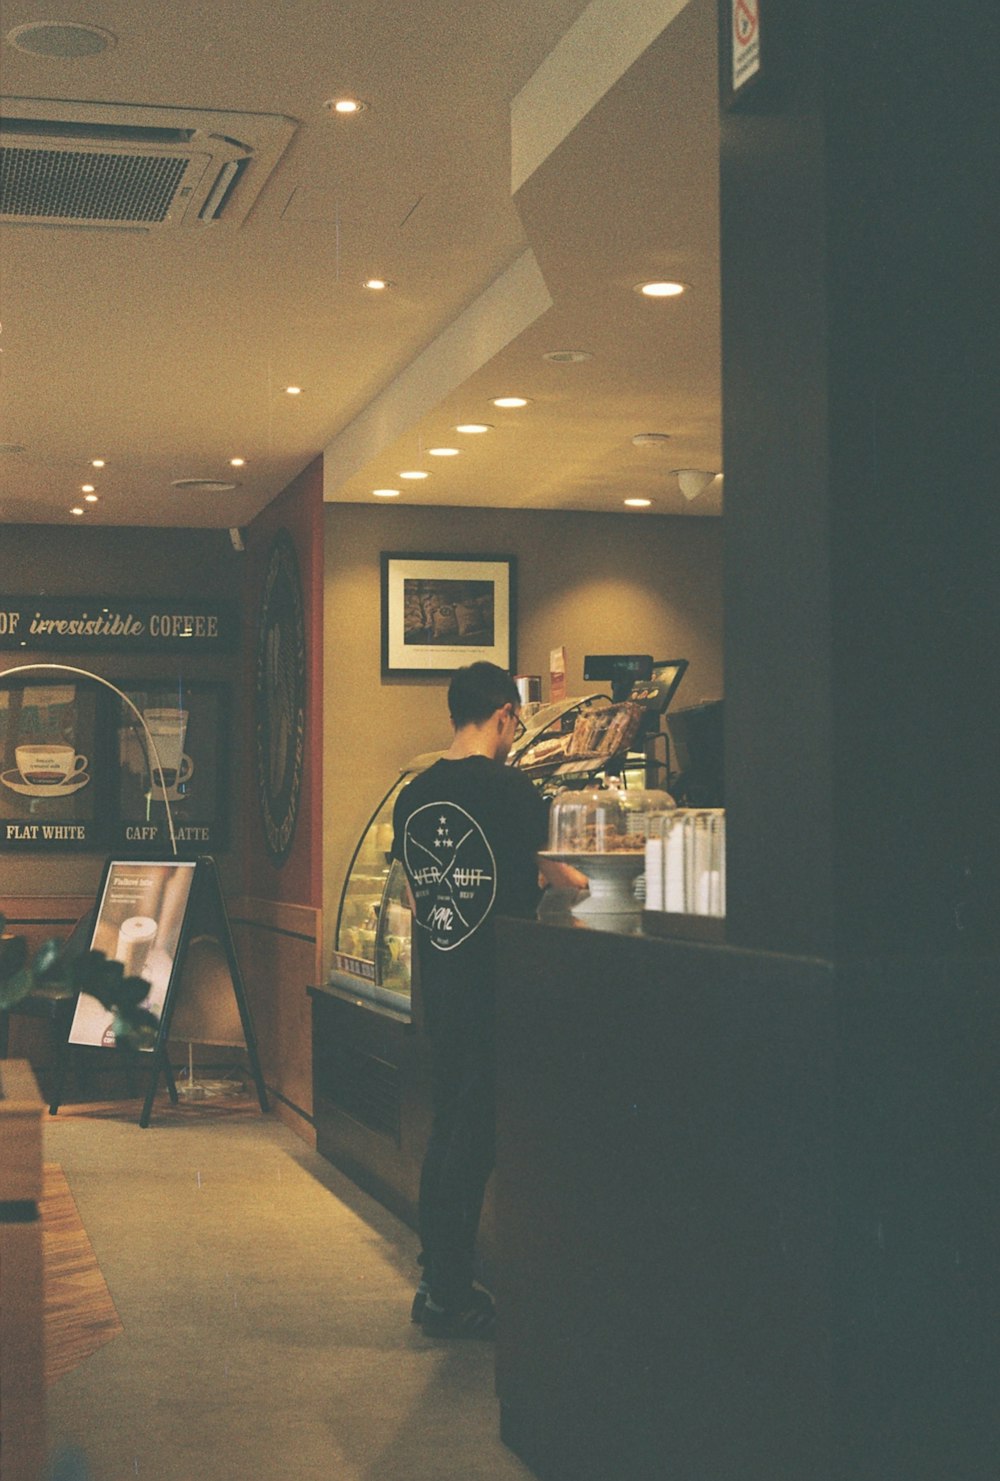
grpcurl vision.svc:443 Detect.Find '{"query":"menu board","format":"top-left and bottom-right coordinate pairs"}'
top-left (0, 678), bottom-right (230, 854)
top-left (68, 859), bottom-right (197, 1050)
top-left (0, 679), bottom-right (104, 849)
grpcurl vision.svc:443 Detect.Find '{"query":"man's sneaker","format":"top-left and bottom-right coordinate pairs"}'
top-left (421, 1287), bottom-right (496, 1339)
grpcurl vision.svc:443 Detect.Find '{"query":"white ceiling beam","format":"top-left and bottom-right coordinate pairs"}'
top-left (510, 0), bottom-right (692, 193)
top-left (322, 249), bottom-right (552, 498)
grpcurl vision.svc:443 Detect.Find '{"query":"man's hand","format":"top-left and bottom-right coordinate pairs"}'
top-left (537, 856), bottom-right (590, 894)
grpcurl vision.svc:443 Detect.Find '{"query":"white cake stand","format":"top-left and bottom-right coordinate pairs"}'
top-left (540, 850), bottom-right (646, 917)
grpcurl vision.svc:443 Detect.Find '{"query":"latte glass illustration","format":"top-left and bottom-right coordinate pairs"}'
top-left (116, 915), bottom-right (158, 979)
top-left (15, 743), bottom-right (88, 788)
top-left (143, 708), bottom-right (195, 798)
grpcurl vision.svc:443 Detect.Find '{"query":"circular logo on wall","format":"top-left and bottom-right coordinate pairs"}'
top-left (255, 531), bottom-right (306, 863)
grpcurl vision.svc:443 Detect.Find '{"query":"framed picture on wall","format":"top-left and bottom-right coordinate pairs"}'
top-left (115, 682), bottom-right (229, 854)
top-left (380, 553), bottom-right (516, 677)
top-left (0, 676), bottom-right (109, 851)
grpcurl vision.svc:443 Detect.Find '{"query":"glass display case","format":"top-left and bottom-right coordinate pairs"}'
top-left (329, 756), bottom-right (437, 1013)
top-left (509, 694), bottom-right (650, 794)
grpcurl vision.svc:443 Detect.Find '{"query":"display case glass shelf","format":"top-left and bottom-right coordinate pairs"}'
top-left (330, 758), bottom-right (438, 1015)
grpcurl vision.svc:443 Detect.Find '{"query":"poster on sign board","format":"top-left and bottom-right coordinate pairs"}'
top-left (69, 859), bottom-right (197, 1049)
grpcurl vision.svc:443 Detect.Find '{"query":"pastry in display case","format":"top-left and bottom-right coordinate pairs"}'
top-left (509, 661), bottom-right (689, 797)
top-left (508, 695), bottom-right (647, 790)
top-left (328, 754), bottom-right (437, 1012)
top-left (540, 783), bottom-right (675, 916)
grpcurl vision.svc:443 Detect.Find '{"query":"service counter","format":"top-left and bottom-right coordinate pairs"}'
top-left (493, 915), bottom-right (834, 1480)
top-left (491, 917), bottom-right (1000, 1481)
top-left (307, 976), bottom-right (500, 1273)
top-left (310, 906), bottom-right (997, 1480)
top-left (308, 977), bottom-right (425, 1228)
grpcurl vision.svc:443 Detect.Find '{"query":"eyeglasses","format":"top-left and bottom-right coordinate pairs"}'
top-left (511, 712), bottom-right (526, 741)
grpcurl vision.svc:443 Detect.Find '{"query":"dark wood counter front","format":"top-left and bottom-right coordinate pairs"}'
top-left (494, 918), bottom-right (835, 1480)
top-left (493, 919), bottom-right (1000, 1481)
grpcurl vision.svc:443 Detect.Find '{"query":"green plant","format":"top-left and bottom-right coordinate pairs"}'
top-left (0, 914), bottom-right (161, 1050)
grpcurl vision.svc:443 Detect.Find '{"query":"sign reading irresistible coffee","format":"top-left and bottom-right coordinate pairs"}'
top-left (0, 598), bottom-right (238, 653)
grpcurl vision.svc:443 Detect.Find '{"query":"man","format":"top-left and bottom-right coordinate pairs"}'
top-left (392, 662), bottom-right (586, 1338)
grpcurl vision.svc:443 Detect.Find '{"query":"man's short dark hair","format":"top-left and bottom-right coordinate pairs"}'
top-left (447, 662), bottom-right (519, 727)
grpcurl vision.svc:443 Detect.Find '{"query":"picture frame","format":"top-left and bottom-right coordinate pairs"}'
top-left (114, 681), bottom-right (230, 855)
top-left (381, 552), bottom-right (516, 677)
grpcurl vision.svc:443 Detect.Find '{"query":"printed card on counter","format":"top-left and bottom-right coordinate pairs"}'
top-left (549, 646), bottom-right (567, 702)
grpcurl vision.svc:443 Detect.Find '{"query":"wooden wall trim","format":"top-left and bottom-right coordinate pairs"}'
top-left (230, 895), bottom-right (319, 941)
top-left (0, 895), bottom-right (319, 940)
top-left (0, 896), bottom-right (93, 927)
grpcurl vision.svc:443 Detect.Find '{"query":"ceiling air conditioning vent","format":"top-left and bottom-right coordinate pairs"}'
top-left (171, 478), bottom-right (239, 492)
top-left (0, 97), bottom-right (296, 229)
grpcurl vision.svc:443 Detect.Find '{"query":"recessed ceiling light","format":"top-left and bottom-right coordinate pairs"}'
top-left (324, 97), bottom-right (366, 115)
top-left (399, 470), bottom-right (428, 480)
top-left (543, 350), bottom-right (592, 364)
top-left (635, 281), bottom-right (687, 298)
top-left (363, 278), bottom-right (392, 291)
top-left (455, 423), bottom-right (492, 435)
top-left (492, 396), bottom-right (529, 408)
top-left (230, 457), bottom-right (246, 467)
top-left (631, 432), bottom-right (672, 447)
top-left (625, 498), bottom-right (652, 507)
top-left (70, 506), bottom-right (85, 516)
top-left (84, 493), bottom-right (98, 503)
top-left (91, 458), bottom-right (106, 468)
top-left (8, 21), bottom-right (116, 56)
top-left (81, 484), bottom-right (95, 493)
top-left (428, 447), bottom-right (460, 457)
top-left (284, 385), bottom-right (302, 395)
top-left (372, 489), bottom-right (400, 498)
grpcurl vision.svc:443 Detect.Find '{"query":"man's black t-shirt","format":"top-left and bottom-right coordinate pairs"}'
top-left (391, 756), bottom-right (547, 1029)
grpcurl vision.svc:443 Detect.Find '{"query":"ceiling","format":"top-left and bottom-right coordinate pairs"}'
top-left (0, 0), bottom-right (721, 530)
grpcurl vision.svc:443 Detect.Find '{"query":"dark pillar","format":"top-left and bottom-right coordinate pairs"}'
top-left (721, 0), bottom-right (998, 958)
top-left (496, 11), bottom-right (998, 1481)
top-left (719, 3), bottom-right (1000, 1476)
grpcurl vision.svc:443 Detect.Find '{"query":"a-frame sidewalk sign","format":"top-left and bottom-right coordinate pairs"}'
top-left (59, 854), bottom-right (269, 1127)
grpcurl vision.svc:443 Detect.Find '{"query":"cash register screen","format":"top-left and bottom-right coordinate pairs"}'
top-left (582, 653), bottom-right (654, 702)
top-left (628, 659), bottom-right (689, 714)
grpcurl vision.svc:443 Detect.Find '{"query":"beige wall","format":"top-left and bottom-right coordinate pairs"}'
top-left (322, 503), bottom-right (722, 959)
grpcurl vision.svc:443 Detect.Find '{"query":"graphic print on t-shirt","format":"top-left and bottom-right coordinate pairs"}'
top-left (403, 801), bottom-right (497, 950)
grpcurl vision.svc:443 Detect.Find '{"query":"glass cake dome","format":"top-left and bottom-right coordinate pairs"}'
top-left (543, 785), bottom-right (675, 918)
top-left (546, 785), bottom-right (674, 855)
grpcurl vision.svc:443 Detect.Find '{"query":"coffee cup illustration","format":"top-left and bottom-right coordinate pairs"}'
top-left (116, 915), bottom-right (158, 979)
top-left (15, 743), bottom-right (88, 789)
top-left (143, 708), bottom-right (195, 799)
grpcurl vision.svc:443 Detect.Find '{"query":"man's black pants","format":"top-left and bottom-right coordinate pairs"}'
top-left (419, 1019), bottom-right (495, 1310)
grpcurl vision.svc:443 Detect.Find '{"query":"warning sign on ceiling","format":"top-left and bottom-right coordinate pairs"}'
top-left (732, 0), bottom-right (761, 91)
